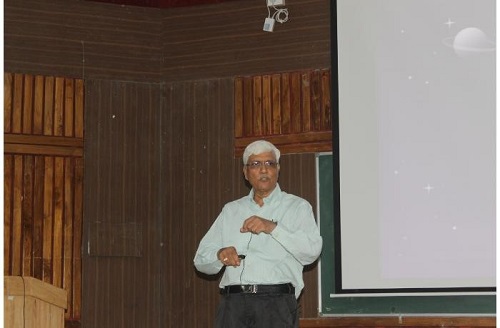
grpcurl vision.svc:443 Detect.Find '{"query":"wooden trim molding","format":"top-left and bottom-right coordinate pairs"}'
top-left (299, 316), bottom-right (496, 328)
top-left (234, 131), bottom-right (332, 157)
top-left (4, 134), bottom-right (83, 157)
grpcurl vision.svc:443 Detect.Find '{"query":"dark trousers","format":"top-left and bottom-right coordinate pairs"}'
top-left (215, 293), bottom-right (300, 328)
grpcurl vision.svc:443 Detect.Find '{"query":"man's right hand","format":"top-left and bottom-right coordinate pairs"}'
top-left (217, 246), bottom-right (241, 267)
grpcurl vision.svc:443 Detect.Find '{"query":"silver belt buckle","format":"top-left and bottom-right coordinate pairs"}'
top-left (241, 285), bottom-right (258, 293)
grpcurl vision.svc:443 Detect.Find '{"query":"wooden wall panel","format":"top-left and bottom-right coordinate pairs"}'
top-left (162, 78), bottom-right (238, 327)
top-left (5, 0), bottom-right (329, 83)
top-left (4, 73), bottom-right (84, 323)
top-left (82, 79), bottom-right (162, 328)
top-left (4, 73), bottom-right (85, 157)
top-left (234, 69), bottom-right (332, 156)
top-left (161, 0), bottom-right (331, 82)
top-left (4, 0), bottom-right (162, 82)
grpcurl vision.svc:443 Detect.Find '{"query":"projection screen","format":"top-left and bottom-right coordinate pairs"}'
top-left (335, 0), bottom-right (496, 292)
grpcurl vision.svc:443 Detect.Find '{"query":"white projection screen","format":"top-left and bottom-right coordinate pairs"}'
top-left (336, 0), bottom-right (496, 292)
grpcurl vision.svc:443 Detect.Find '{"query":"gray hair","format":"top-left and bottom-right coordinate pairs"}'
top-left (242, 140), bottom-right (281, 164)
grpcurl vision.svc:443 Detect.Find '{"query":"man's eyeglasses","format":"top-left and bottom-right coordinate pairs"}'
top-left (244, 160), bottom-right (279, 169)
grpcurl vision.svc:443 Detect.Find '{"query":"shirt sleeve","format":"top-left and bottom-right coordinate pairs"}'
top-left (193, 212), bottom-right (225, 275)
top-left (270, 200), bottom-right (323, 265)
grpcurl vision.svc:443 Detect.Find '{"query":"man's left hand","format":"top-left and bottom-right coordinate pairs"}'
top-left (240, 216), bottom-right (277, 234)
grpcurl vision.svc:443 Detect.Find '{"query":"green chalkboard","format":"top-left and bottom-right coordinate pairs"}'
top-left (317, 153), bottom-right (496, 315)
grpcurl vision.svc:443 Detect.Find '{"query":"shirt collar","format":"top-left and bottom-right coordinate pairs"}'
top-left (248, 184), bottom-right (282, 206)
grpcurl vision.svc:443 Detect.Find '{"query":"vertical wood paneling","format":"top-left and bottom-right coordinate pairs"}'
top-left (12, 155), bottom-right (23, 274)
top-left (44, 77), bottom-right (55, 136)
top-left (234, 69), bottom-right (332, 156)
top-left (4, 73), bottom-right (13, 133)
top-left (162, 78), bottom-right (238, 328)
top-left (281, 73), bottom-right (291, 134)
top-left (321, 71), bottom-right (332, 131)
top-left (4, 73), bottom-right (85, 139)
top-left (290, 72), bottom-right (302, 134)
top-left (253, 76), bottom-right (263, 135)
top-left (4, 155), bottom-right (13, 272)
top-left (63, 158), bottom-right (74, 317)
top-left (302, 71), bottom-right (312, 132)
top-left (43, 157), bottom-right (54, 283)
top-left (75, 80), bottom-right (85, 139)
top-left (4, 154), bottom-right (83, 310)
top-left (4, 73), bottom-right (84, 324)
top-left (33, 76), bottom-right (44, 134)
top-left (82, 80), bottom-right (162, 328)
top-left (64, 79), bottom-right (75, 137)
top-left (243, 78), bottom-right (253, 136)
top-left (272, 74), bottom-right (282, 135)
top-left (310, 71), bottom-right (321, 131)
top-left (53, 156), bottom-right (64, 287)
top-left (311, 71), bottom-right (322, 131)
top-left (33, 156), bottom-right (44, 279)
top-left (72, 158), bottom-right (83, 320)
top-left (262, 75), bottom-right (273, 135)
top-left (22, 155), bottom-right (34, 276)
top-left (12, 74), bottom-right (23, 133)
top-left (54, 78), bottom-right (65, 137)
top-left (22, 75), bottom-right (34, 134)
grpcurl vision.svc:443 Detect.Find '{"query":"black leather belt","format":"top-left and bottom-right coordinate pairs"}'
top-left (220, 283), bottom-right (294, 295)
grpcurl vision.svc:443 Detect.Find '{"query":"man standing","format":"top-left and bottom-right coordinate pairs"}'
top-left (194, 140), bottom-right (323, 328)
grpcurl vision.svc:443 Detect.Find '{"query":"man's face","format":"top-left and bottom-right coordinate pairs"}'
top-left (243, 151), bottom-right (280, 196)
